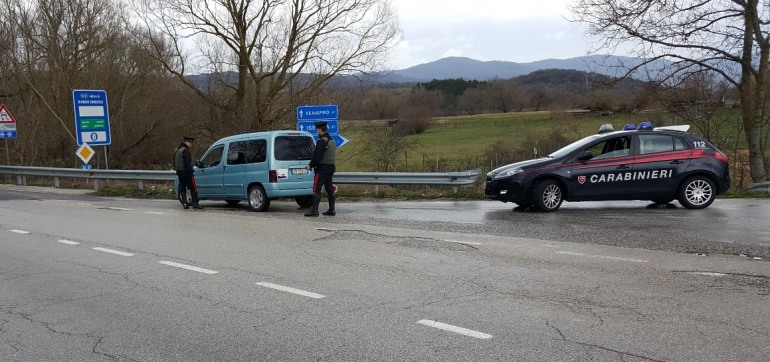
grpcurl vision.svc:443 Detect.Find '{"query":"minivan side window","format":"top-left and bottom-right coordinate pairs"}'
top-left (274, 136), bottom-right (314, 160)
top-left (200, 145), bottom-right (224, 168)
top-left (228, 140), bottom-right (266, 165)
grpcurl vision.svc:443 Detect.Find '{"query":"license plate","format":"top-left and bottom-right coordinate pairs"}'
top-left (291, 168), bottom-right (309, 175)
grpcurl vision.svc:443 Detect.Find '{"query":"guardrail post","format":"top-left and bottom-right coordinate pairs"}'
top-left (54, 177), bottom-right (60, 188)
top-left (453, 186), bottom-right (458, 193)
top-left (138, 180), bottom-right (144, 190)
top-left (93, 179), bottom-right (99, 191)
top-left (374, 185), bottom-right (379, 196)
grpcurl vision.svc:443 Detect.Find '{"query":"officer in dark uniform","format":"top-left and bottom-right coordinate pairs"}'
top-left (305, 122), bottom-right (336, 216)
top-left (174, 136), bottom-right (204, 210)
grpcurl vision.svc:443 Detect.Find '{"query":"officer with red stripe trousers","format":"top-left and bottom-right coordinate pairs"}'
top-left (305, 122), bottom-right (336, 216)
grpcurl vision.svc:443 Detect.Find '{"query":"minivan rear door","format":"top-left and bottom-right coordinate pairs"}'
top-left (272, 135), bottom-right (315, 190)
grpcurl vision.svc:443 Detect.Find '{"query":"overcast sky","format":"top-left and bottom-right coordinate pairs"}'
top-left (388, 0), bottom-right (590, 69)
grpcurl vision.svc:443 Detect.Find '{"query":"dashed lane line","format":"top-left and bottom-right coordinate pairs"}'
top-left (417, 319), bottom-right (492, 339)
top-left (159, 261), bottom-right (218, 274)
top-left (255, 282), bottom-right (325, 299)
top-left (10, 229), bottom-right (30, 234)
top-left (57, 239), bottom-right (81, 245)
top-left (93, 247), bottom-right (135, 257)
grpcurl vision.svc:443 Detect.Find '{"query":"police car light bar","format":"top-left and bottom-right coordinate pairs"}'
top-left (654, 125), bottom-right (690, 132)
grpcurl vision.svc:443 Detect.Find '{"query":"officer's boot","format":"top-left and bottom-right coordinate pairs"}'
top-left (304, 195), bottom-right (321, 216)
top-left (191, 191), bottom-right (204, 209)
top-left (322, 194), bottom-right (335, 216)
top-left (178, 188), bottom-right (189, 209)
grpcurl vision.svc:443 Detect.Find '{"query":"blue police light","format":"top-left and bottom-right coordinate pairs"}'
top-left (623, 123), bottom-right (636, 130)
top-left (638, 121), bottom-right (653, 130)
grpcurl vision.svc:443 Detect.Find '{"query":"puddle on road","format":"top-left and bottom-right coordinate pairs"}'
top-left (316, 229), bottom-right (478, 252)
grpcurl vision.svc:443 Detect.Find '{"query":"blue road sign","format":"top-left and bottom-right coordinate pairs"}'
top-left (331, 133), bottom-right (349, 148)
top-left (297, 120), bottom-right (338, 134)
top-left (296, 105), bottom-right (338, 121)
top-left (73, 90), bottom-right (111, 146)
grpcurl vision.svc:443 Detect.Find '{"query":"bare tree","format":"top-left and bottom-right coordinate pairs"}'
top-left (570, 0), bottom-right (770, 182)
top-left (134, 0), bottom-right (401, 134)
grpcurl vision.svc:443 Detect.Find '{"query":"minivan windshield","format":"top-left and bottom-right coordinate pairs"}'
top-left (275, 136), bottom-right (314, 160)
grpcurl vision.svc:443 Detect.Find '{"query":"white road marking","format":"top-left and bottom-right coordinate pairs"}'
top-left (692, 272), bottom-right (726, 277)
top-left (417, 319), bottom-right (492, 339)
top-left (93, 247), bottom-right (134, 257)
top-left (442, 239), bottom-right (482, 246)
top-left (10, 229), bottom-right (30, 234)
top-left (107, 207), bottom-right (132, 211)
top-left (555, 251), bottom-right (649, 263)
top-left (57, 239), bottom-right (80, 245)
top-left (159, 261), bottom-right (218, 274)
top-left (255, 282), bottom-right (325, 299)
top-left (146, 211), bottom-right (165, 215)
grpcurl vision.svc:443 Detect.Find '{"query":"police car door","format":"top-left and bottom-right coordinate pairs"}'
top-left (194, 144), bottom-right (225, 197)
top-left (570, 135), bottom-right (634, 200)
top-left (631, 134), bottom-right (691, 197)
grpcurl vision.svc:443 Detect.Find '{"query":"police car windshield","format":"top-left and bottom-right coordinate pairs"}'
top-left (548, 134), bottom-right (604, 158)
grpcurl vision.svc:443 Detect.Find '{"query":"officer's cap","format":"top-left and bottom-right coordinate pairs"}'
top-left (314, 121), bottom-right (328, 130)
top-left (183, 136), bottom-right (195, 142)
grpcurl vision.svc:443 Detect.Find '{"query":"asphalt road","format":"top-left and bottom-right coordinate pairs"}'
top-left (1, 185), bottom-right (769, 361)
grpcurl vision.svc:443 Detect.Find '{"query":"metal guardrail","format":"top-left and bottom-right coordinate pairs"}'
top-left (749, 182), bottom-right (770, 193)
top-left (0, 166), bottom-right (481, 193)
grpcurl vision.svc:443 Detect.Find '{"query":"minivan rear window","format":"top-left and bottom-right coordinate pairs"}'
top-left (274, 136), bottom-right (314, 160)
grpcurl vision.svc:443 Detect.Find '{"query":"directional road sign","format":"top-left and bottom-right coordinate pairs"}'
top-left (296, 104), bottom-right (348, 149)
top-left (296, 105), bottom-right (338, 121)
top-left (0, 104), bottom-right (18, 139)
top-left (73, 90), bottom-right (111, 146)
top-left (297, 120), bottom-right (338, 134)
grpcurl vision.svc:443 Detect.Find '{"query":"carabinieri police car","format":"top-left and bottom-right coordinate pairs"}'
top-left (484, 122), bottom-right (730, 212)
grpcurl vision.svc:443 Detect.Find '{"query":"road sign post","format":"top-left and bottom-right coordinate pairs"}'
top-left (296, 105), bottom-right (348, 148)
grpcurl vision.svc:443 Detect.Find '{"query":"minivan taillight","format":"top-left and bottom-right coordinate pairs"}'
top-left (714, 151), bottom-right (729, 164)
top-left (269, 170), bottom-right (278, 183)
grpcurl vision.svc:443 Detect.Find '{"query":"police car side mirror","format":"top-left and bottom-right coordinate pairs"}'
top-left (577, 151), bottom-right (593, 161)
top-left (195, 160), bottom-right (203, 168)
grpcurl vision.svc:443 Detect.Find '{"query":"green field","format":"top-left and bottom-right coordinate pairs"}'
top-left (336, 111), bottom-right (657, 172)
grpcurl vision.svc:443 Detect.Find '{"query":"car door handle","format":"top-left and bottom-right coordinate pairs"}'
top-left (670, 160), bottom-right (684, 164)
top-left (616, 164), bottom-right (630, 170)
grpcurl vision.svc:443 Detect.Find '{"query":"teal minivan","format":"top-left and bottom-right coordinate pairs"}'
top-left (188, 130), bottom-right (316, 211)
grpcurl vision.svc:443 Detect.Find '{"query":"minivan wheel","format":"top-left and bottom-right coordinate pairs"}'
top-left (248, 185), bottom-right (270, 212)
top-left (295, 196), bottom-right (313, 208)
top-left (677, 176), bottom-right (715, 209)
top-left (532, 179), bottom-right (563, 212)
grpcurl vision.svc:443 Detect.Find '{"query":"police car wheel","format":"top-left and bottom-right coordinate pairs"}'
top-left (677, 176), bottom-right (715, 209)
top-left (248, 185), bottom-right (271, 212)
top-left (533, 179), bottom-right (563, 212)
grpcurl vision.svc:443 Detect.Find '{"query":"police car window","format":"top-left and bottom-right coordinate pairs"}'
top-left (228, 140), bottom-right (266, 165)
top-left (639, 135), bottom-right (674, 154)
top-left (275, 136), bottom-right (314, 160)
top-left (674, 137), bottom-right (688, 151)
top-left (587, 136), bottom-right (631, 160)
top-left (200, 145), bottom-right (224, 168)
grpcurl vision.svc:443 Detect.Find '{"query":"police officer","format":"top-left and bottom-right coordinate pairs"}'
top-left (174, 136), bottom-right (204, 210)
top-left (305, 122), bottom-right (336, 216)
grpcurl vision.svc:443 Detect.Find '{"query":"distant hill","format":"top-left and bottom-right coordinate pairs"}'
top-left (187, 55), bottom-right (667, 88)
top-left (376, 55), bottom-right (667, 83)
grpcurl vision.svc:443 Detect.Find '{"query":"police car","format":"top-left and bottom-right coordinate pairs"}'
top-left (484, 122), bottom-right (730, 211)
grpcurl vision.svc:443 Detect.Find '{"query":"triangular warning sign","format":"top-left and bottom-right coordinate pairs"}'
top-left (0, 104), bottom-right (17, 124)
